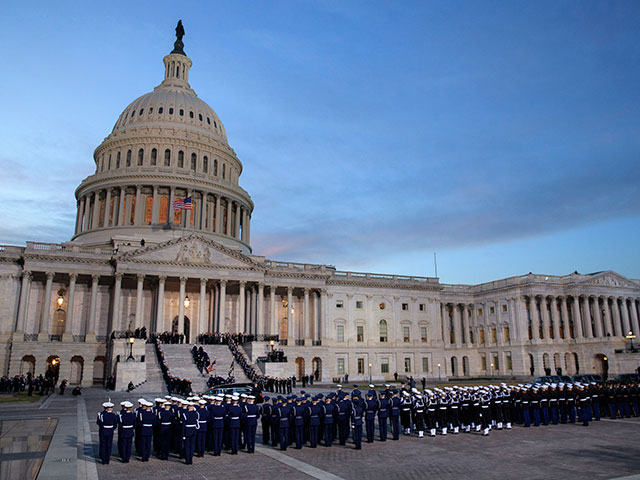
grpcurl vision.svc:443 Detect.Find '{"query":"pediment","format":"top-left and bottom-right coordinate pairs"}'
top-left (118, 234), bottom-right (262, 270)
top-left (578, 271), bottom-right (638, 289)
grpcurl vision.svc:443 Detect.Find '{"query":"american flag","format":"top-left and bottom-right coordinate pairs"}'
top-left (206, 358), bottom-right (216, 373)
top-left (172, 196), bottom-right (193, 210)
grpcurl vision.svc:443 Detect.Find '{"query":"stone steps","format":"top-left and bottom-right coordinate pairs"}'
top-left (129, 345), bottom-right (167, 393)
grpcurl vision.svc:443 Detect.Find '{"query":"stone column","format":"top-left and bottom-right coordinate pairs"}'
top-left (571, 296), bottom-right (583, 339)
top-left (551, 297), bottom-right (560, 340)
top-left (112, 273), bottom-right (122, 333)
top-left (603, 297), bottom-right (614, 336)
top-left (91, 191), bottom-right (101, 230)
top-left (245, 211), bottom-right (251, 245)
top-left (86, 274), bottom-right (99, 343)
top-left (540, 296), bottom-right (550, 341)
top-left (124, 188), bottom-right (133, 226)
top-left (185, 189), bottom-right (193, 228)
top-left (620, 298), bottom-right (631, 335)
top-left (452, 304), bottom-right (461, 346)
top-left (215, 195), bottom-right (223, 233)
top-left (104, 189), bottom-right (112, 227)
top-left (62, 273), bottom-right (77, 342)
top-left (38, 272), bottom-right (54, 341)
top-left (612, 297), bottom-right (622, 337)
top-left (75, 197), bottom-right (85, 234)
top-left (630, 299), bottom-right (640, 335)
top-left (248, 285), bottom-right (255, 333)
top-left (287, 287), bottom-right (294, 344)
top-left (582, 295), bottom-right (593, 338)
top-left (151, 185), bottom-right (160, 224)
top-left (207, 195), bottom-right (214, 232)
top-left (461, 305), bottom-right (469, 345)
top-left (156, 276), bottom-right (166, 333)
top-left (304, 288), bottom-right (311, 345)
top-left (592, 297), bottom-right (603, 337)
top-left (113, 189), bottom-right (122, 227)
top-left (134, 185), bottom-right (143, 226)
top-left (238, 281), bottom-right (246, 333)
top-left (199, 278), bottom-right (207, 338)
top-left (83, 195), bottom-right (92, 231)
top-left (178, 276), bottom-right (186, 336)
top-left (15, 271), bottom-right (32, 334)
top-left (320, 289), bottom-right (328, 342)
top-left (234, 205), bottom-right (241, 239)
top-left (529, 296), bottom-right (539, 342)
top-left (255, 282), bottom-right (264, 336)
top-left (560, 296), bottom-right (569, 339)
top-left (168, 187), bottom-right (175, 225)
top-left (135, 274), bottom-right (144, 329)
top-left (226, 200), bottom-right (233, 236)
top-left (219, 279), bottom-right (227, 332)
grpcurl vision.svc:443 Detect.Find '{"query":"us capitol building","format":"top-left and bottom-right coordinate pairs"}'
top-left (0, 27), bottom-right (638, 388)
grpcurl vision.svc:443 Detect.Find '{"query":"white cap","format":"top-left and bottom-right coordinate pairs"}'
top-left (198, 399), bottom-right (207, 405)
top-left (103, 401), bottom-right (114, 408)
top-left (122, 401), bottom-right (133, 408)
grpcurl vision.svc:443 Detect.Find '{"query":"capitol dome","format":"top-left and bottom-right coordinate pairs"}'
top-left (71, 26), bottom-right (253, 253)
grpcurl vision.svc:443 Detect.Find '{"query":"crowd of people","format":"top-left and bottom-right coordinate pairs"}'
top-left (228, 338), bottom-right (294, 394)
top-left (265, 349), bottom-right (286, 362)
top-left (155, 342), bottom-right (192, 396)
top-left (151, 331), bottom-right (186, 344)
top-left (0, 371), bottom-right (59, 396)
top-left (97, 378), bottom-right (640, 466)
top-left (196, 332), bottom-right (270, 345)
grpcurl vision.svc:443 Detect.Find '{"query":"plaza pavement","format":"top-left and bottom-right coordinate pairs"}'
top-left (1, 387), bottom-right (639, 480)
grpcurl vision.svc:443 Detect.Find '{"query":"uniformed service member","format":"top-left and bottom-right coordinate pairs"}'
top-left (97, 401), bottom-right (117, 465)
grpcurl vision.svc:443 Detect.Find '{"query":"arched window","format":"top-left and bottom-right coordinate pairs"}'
top-left (178, 151), bottom-right (184, 168)
top-left (150, 148), bottom-right (157, 166)
top-left (169, 107), bottom-right (174, 115)
top-left (108, 154), bottom-right (112, 170)
top-left (379, 320), bottom-right (388, 342)
top-left (164, 149), bottom-right (171, 166)
top-left (179, 109), bottom-right (184, 117)
top-left (191, 153), bottom-right (197, 170)
top-left (126, 149), bottom-right (131, 167)
top-left (158, 107), bottom-right (164, 114)
top-left (213, 159), bottom-right (218, 176)
top-left (137, 148), bottom-right (144, 166)
top-left (189, 111), bottom-right (194, 118)
top-left (222, 163), bottom-right (226, 179)
top-left (116, 151), bottom-right (121, 168)
top-left (203, 156), bottom-right (208, 173)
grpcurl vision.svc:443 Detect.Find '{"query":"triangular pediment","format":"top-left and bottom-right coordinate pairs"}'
top-left (118, 234), bottom-right (263, 270)
top-left (577, 271), bottom-right (639, 289)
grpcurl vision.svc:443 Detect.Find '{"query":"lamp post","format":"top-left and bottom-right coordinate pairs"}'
top-left (368, 362), bottom-right (372, 383)
top-left (490, 362), bottom-right (494, 379)
top-left (184, 296), bottom-right (190, 309)
top-left (127, 336), bottom-right (135, 361)
top-left (626, 331), bottom-right (636, 351)
top-left (437, 363), bottom-right (441, 382)
top-left (269, 339), bottom-right (275, 353)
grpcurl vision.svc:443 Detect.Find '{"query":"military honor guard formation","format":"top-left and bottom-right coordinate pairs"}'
top-left (96, 379), bottom-right (640, 465)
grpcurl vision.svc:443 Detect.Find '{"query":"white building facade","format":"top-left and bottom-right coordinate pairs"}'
top-left (0, 33), bottom-right (638, 386)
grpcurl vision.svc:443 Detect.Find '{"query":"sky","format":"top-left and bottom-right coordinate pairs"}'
top-left (0, 1), bottom-right (639, 285)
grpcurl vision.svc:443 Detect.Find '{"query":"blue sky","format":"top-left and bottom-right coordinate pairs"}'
top-left (0, 1), bottom-right (638, 284)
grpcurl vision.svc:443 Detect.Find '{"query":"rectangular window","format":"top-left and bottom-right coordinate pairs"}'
top-left (504, 326), bottom-right (510, 342)
top-left (489, 306), bottom-right (495, 314)
top-left (479, 329), bottom-right (485, 344)
top-left (502, 304), bottom-right (508, 313)
top-left (355, 300), bottom-right (363, 309)
top-left (420, 326), bottom-right (427, 343)
top-left (419, 303), bottom-right (425, 312)
top-left (336, 325), bottom-right (344, 342)
top-left (336, 300), bottom-right (344, 309)
top-left (491, 328), bottom-right (497, 344)
top-left (337, 358), bottom-right (345, 374)
top-left (357, 358), bottom-right (365, 375)
top-left (144, 196), bottom-right (153, 223)
top-left (422, 357), bottom-right (429, 373)
top-left (402, 303), bottom-right (409, 311)
top-left (381, 357), bottom-right (389, 373)
top-left (481, 356), bottom-right (487, 371)
top-left (493, 355), bottom-right (499, 371)
top-left (356, 326), bottom-right (364, 342)
top-left (404, 357), bottom-right (411, 373)
top-left (478, 308), bottom-right (483, 316)
top-left (506, 353), bottom-right (513, 371)
top-left (403, 326), bottom-right (410, 343)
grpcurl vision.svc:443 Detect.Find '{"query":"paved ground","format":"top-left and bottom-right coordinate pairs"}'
top-left (1, 387), bottom-right (639, 480)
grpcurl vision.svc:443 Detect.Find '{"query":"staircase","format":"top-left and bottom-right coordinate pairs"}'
top-left (129, 345), bottom-right (168, 393)
top-left (159, 344), bottom-right (252, 394)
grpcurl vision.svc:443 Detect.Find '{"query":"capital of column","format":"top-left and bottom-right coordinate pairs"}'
top-left (200, 278), bottom-right (208, 286)
top-left (45, 271), bottom-right (54, 280)
top-left (23, 270), bottom-right (32, 281)
top-left (91, 274), bottom-right (100, 283)
top-left (287, 287), bottom-right (293, 294)
top-left (158, 275), bottom-right (167, 283)
top-left (68, 272), bottom-right (78, 282)
top-left (258, 282), bottom-right (264, 289)
top-left (114, 272), bottom-right (123, 281)
top-left (137, 274), bottom-right (144, 281)
top-left (239, 280), bottom-right (247, 287)
top-left (220, 279), bottom-right (228, 287)
top-left (180, 276), bottom-right (188, 284)
top-left (303, 288), bottom-right (310, 294)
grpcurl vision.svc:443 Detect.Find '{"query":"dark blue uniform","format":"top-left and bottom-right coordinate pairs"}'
top-left (364, 398), bottom-right (378, 442)
top-left (322, 401), bottom-right (336, 447)
top-left (136, 409), bottom-right (156, 461)
top-left (97, 409), bottom-right (118, 464)
top-left (278, 402), bottom-right (292, 450)
top-left (117, 410), bottom-right (135, 462)
top-left (157, 408), bottom-right (174, 460)
top-left (243, 403), bottom-right (261, 453)
top-left (351, 401), bottom-right (364, 449)
top-left (228, 404), bottom-right (243, 454)
top-left (390, 395), bottom-right (401, 440)
top-left (336, 397), bottom-right (351, 445)
top-left (308, 401), bottom-right (323, 447)
top-left (293, 403), bottom-right (307, 449)
top-left (270, 400), bottom-right (281, 447)
top-left (196, 405), bottom-right (209, 456)
top-left (261, 401), bottom-right (272, 444)
top-left (377, 396), bottom-right (390, 441)
top-left (210, 403), bottom-right (227, 456)
top-left (182, 409), bottom-right (199, 464)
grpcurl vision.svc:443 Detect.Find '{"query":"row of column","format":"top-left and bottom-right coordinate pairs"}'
top-left (74, 185), bottom-right (251, 244)
top-left (442, 294), bottom-right (640, 348)
top-left (14, 271), bottom-right (100, 342)
top-left (527, 294), bottom-right (640, 341)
